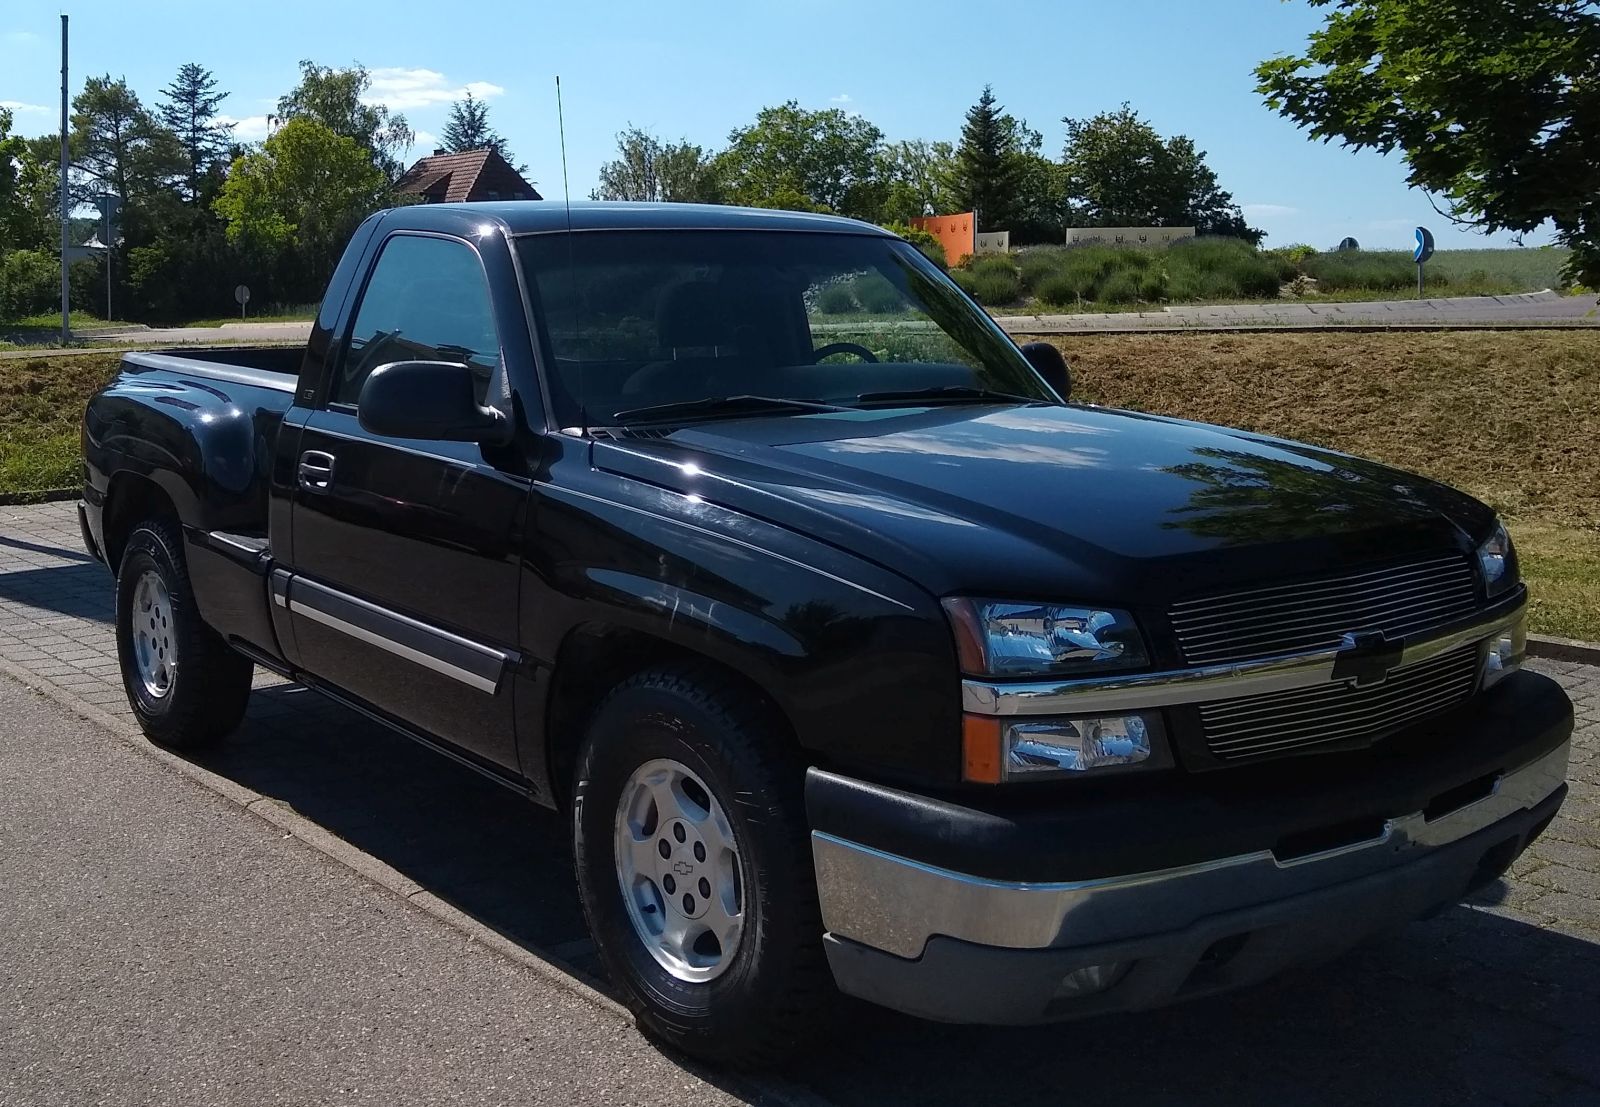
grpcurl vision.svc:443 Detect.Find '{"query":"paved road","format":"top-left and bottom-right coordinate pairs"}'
top-left (995, 289), bottom-right (1600, 332)
top-left (26, 289), bottom-right (1595, 350)
top-left (0, 678), bottom-right (752, 1107)
top-left (3, 499), bottom-right (1600, 1106)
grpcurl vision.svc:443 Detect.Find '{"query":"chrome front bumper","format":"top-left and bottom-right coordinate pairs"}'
top-left (813, 738), bottom-right (1567, 962)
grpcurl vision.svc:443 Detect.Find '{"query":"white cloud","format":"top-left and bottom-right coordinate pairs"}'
top-left (1, 99), bottom-right (48, 114)
top-left (365, 68), bottom-right (505, 111)
top-left (216, 114), bottom-right (272, 141)
top-left (411, 129), bottom-right (439, 150)
top-left (829, 93), bottom-right (852, 104)
top-left (1243, 203), bottom-right (1299, 218)
top-left (3, 30), bottom-right (40, 47)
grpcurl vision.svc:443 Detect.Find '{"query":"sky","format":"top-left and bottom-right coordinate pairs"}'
top-left (0, 0), bottom-right (1556, 252)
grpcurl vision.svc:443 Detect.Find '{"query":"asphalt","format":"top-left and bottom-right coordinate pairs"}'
top-left (0, 677), bottom-right (752, 1107)
top-left (6, 289), bottom-right (1589, 354)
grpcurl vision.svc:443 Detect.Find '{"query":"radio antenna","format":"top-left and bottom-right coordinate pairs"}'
top-left (555, 76), bottom-right (585, 431)
top-left (556, 75), bottom-right (573, 226)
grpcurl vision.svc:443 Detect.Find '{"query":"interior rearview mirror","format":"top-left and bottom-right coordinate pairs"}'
top-left (358, 360), bottom-right (512, 444)
top-left (1020, 342), bottom-right (1072, 401)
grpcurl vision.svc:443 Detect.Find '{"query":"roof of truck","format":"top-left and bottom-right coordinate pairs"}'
top-left (381, 200), bottom-right (897, 237)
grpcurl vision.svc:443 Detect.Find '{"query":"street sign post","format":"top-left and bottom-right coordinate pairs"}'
top-left (234, 284), bottom-right (251, 320)
top-left (1414, 226), bottom-right (1435, 298)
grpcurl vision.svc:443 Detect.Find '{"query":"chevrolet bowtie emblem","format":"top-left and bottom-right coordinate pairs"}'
top-left (1331, 630), bottom-right (1405, 688)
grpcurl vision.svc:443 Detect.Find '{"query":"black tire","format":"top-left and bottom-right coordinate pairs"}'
top-left (572, 664), bottom-right (830, 1067)
top-left (115, 518), bottom-right (253, 748)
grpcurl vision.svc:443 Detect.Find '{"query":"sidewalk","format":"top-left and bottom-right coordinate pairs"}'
top-left (2, 499), bottom-right (1599, 1106)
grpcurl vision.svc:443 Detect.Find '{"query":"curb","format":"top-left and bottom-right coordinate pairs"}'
top-left (1528, 633), bottom-right (1600, 666)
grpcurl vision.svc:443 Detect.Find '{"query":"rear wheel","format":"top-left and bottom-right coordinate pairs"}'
top-left (572, 665), bottom-right (829, 1066)
top-left (115, 519), bottom-right (253, 748)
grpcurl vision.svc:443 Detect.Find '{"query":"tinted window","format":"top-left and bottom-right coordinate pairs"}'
top-left (334, 235), bottom-right (500, 407)
top-left (518, 231), bottom-right (1047, 426)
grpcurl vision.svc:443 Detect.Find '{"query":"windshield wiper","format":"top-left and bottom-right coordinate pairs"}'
top-left (610, 394), bottom-right (851, 425)
top-left (853, 385), bottom-right (1045, 406)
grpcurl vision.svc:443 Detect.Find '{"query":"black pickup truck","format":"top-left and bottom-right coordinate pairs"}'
top-left (81, 202), bottom-right (1571, 1065)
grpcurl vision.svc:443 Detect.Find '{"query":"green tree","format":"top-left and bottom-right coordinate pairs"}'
top-left (592, 125), bottom-right (720, 203)
top-left (949, 86), bottom-right (1027, 230)
top-left (441, 91), bottom-right (519, 163)
top-left (274, 61), bottom-right (415, 180)
top-left (715, 101), bottom-right (886, 219)
top-left (158, 63), bottom-right (234, 202)
top-left (0, 108), bottom-right (30, 247)
top-left (214, 117), bottom-right (386, 260)
top-left (877, 138), bottom-right (957, 223)
top-left (1060, 104), bottom-right (1260, 242)
top-left (1256, 0), bottom-right (1600, 287)
top-left (71, 75), bottom-right (185, 210)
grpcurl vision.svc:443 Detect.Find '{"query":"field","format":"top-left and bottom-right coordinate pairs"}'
top-left (952, 241), bottom-right (1574, 310)
top-left (4, 335), bottom-right (1596, 638)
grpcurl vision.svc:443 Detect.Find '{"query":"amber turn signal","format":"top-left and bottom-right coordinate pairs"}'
top-left (962, 713), bottom-right (1003, 784)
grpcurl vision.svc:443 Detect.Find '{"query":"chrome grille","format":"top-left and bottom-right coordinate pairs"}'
top-left (1198, 644), bottom-right (1482, 762)
top-left (1169, 554), bottom-right (1479, 667)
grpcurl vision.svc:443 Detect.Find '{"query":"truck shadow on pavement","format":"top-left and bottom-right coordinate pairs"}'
top-left (190, 687), bottom-right (1599, 1107)
top-left (0, 561), bottom-right (114, 625)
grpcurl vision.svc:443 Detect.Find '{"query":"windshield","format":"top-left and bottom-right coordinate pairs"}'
top-left (516, 230), bottom-right (1053, 426)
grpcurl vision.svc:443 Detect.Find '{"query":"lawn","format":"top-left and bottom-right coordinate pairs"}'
top-left (1045, 330), bottom-right (1599, 639)
top-left (5, 335), bottom-right (1596, 639)
top-left (0, 352), bottom-right (123, 497)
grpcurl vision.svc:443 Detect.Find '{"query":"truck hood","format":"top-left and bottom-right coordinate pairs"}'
top-left (592, 403), bottom-right (1495, 605)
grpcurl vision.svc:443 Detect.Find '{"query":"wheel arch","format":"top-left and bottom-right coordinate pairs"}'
top-left (541, 621), bottom-right (804, 812)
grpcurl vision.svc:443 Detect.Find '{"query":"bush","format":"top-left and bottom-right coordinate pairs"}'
top-left (815, 282), bottom-right (858, 315)
top-left (882, 221), bottom-right (947, 269)
top-left (1302, 251), bottom-right (1415, 291)
top-left (956, 254), bottom-right (1023, 305)
top-left (0, 250), bottom-right (60, 322)
top-left (853, 272), bottom-right (903, 314)
top-left (1098, 269), bottom-right (1144, 304)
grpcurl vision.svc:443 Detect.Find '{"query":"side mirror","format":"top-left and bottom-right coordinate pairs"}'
top-left (1020, 341), bottom-right (1072, 401)
top-left (357, 360), bottom-right (511, 444)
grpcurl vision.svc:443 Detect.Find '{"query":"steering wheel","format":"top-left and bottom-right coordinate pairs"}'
top-left (811, 342), bottom-right (879, 364)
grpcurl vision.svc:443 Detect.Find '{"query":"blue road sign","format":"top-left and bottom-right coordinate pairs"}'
top-left (1414, 226), bottom-right (1435, 265)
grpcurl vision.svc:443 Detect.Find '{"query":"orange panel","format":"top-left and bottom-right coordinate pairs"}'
top-left (909, 212), bottom-right (975, 266)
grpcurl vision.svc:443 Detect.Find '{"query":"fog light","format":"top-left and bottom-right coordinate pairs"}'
top-left (1483, 613), bottom-right (1527, 690)
top-left (1002, 714), bottom-right (1158, 778)
top-left (1054, 962), bottom-right (1128, 999)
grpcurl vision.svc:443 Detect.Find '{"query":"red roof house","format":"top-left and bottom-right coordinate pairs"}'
top-left (394, 149), bottom-right (541, 203)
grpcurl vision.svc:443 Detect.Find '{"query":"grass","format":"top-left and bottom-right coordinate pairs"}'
top-left (179, 305), bottom-right (317, 328)
top-left (954, 242), bottom-right (1574, 311)
top-left (0, 352), bottom-right (123, 496)
top-left (1044, 330), bottom-right (1600, 638)
top-left (3, 310), bottom-right (139, 332)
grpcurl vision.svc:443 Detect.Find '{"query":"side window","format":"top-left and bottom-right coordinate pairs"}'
top-left (333, 235), bottom-right (500, 407)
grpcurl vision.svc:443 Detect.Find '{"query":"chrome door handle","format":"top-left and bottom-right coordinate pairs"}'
top-left (298, 450), bottom-right (336, 492)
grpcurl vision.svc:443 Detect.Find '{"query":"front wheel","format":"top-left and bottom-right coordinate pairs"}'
top-left (572, 665), bottom-right (829, 1066)
top-left (115, 519), bottom-right (254, 748)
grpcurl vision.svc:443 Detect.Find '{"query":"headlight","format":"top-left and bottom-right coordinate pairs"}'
top-left (962, 712), bottom-right (1169, 782)
top-left (1476, 520), bottom-right (1516, 596)
top-left (942, 598), bottom-right (1148, 677)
